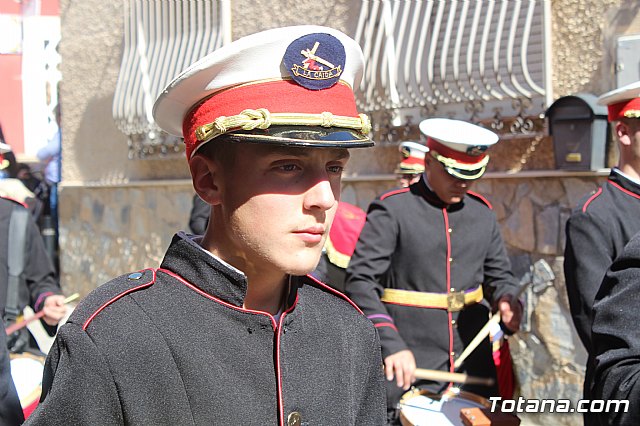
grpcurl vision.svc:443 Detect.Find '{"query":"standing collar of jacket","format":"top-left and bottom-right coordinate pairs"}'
top-left (413, 174), bottom-right (464, 211)
top-left (159, 232), bottom-right (304, 310)
top-left (160, 232), bottom-right (249, 307)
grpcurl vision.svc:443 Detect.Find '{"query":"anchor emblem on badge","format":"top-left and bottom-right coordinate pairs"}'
top-left (283, 33), bottom-right (345, 90)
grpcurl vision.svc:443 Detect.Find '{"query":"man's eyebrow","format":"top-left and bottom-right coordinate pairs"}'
top-left (264, 146), bottom-right (350, 160)
top-left (332, 149), bottom-right (351, 160)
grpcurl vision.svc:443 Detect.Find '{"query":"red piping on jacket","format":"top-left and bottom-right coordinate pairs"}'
top-left (380, 187), bottom-right (410, 201)
top-left (374, 322), bottom-right (398, 332)
top-left (442, 209), bottom-right (455, 379)
top-left (83, 269), bottom-right (157, 330)
top-left (162, 268), bottom-right (301, 426)
top-left (609, 180), bottom-right (640, 201)
top-left (467, 190), bottom-right (493, 209)
top-left (2, 196), bottom-right (28, 209)
top-left (582, 187), bottom-right (603, 213)
top-left (305, 274), bottom-right (364, 314)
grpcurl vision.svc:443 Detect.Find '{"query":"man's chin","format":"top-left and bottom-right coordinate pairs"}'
top-left (285, 251), bottom-right (323, 276)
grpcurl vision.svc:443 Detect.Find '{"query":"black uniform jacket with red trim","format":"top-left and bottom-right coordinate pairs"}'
top-left (27, 232), bottom-right (386, 426)
top-left (564, 169), bottom-right (640, 352)
top-left (345, 175), bottom-right (519, 404)
top-left (591, 231), bottom-right (640, 425)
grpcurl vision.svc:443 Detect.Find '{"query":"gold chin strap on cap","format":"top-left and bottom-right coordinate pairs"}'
top-left (624, 110), bottom-right (640, 118)
top-left (431, 151), bottom-right (489, 180)
top-left (195, 108), bottom-right (372, 143)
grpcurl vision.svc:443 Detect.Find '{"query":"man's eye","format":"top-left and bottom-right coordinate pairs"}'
top-left (327, 165), bottom-right (344, 173)
top-left (278, 164), bottom-right (300, 172)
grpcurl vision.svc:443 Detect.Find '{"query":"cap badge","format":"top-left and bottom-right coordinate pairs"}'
top-left (466, 145), bottom-right (488, 156)
top-left (284, 33), bottom-right (346, 90)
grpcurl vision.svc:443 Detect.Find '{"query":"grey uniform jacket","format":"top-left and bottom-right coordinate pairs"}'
top-left (27, 232), bottom-right (386, 425)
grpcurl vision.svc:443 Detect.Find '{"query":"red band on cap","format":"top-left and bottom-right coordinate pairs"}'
top-left (183, 80), bottom-right (358, 158)
top-left (608, 98), bottom-right (640, 122)
top-left (401, 156), bottom-right (425, 166)
top-left (426, 138), bottom-right (486, 165)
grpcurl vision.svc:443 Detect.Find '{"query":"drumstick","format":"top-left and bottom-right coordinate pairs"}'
top-left (414, 368), bottom-right (495, 387)
top-left (453, 314), bottom-right (501, 369)
top-left (5, 293), bottom-right (80, 335)
top-left (454, 282), bottom-right (532, 369)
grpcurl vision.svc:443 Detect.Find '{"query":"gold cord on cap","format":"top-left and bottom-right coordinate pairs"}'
top-left (431, 151), bottom-right (490, 180)
top-left (195, 108), bottom-right (371, 143)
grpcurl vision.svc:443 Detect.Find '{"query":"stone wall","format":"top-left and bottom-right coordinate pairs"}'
top-left (58, 182), bottom-right (194, 296)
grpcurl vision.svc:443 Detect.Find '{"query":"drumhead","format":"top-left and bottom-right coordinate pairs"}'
top-left (9, 353), bottom-right (45, 407)
top-left (399, 387), bottom-right (490, 426)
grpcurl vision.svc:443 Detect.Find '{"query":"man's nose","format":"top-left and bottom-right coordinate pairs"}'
top-left (454, 178), bottom-right (468, 188)
top-left (304, 178), bottom-right (336, 211)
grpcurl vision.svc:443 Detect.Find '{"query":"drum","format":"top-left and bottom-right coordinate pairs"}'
top-left (399, 387), bottom-right (490, 426)
top-left (9, 352), bottom-right (46, 419)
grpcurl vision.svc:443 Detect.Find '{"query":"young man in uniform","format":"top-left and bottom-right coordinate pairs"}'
top-left (395, 141), bottom-right (428, 188)
top-left (564, 81), bottom-right (640, 421)
top-left (345, 118), bottom-right (522, 422)
top-left (27, 26), bottom-right (385, 425)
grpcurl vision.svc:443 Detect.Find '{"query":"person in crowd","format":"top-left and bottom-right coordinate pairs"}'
top-left (0, 125), bottom-right (18, 180)
top-left (395, 141), bottom-right (428, 188)
top-left (188, 193), bottom-right (210, 235)
top-left (591, 230), bottom-right (640, 425)
top-left (36, 127), bottom-right (61, 233)
top-left (27, 26), bottom-right (385, 425)
top-left (313, 201), bottom-right (367, 292)
top-left (0, 141), bottom-right (44, 222)
top-left (1, 195), bottom-right (67, 425)
top-left (564, 80), bottom-right (640, 420)
top-left (346, 117), bottom-right (522, 423)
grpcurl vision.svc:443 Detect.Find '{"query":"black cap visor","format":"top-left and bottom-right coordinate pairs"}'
top-left (224, 125), bottom-right (373, 148)
top-left (443, 164), bottom-right (486, 180)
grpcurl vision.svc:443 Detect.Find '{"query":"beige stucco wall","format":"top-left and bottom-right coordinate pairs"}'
top-left (58, 0), bottom-right (189, 185)
top-left (552, 0), bottom-right (640, 97)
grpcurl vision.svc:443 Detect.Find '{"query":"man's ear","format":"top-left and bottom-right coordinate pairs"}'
top-left (189, 155), bottom-right (223, 206)
top-left (616, 121), bottom-right (631, 147)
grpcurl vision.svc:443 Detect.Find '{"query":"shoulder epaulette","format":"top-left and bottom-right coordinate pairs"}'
top-left (467, 190), bottom-right (493, 209)
top-left (379, 187), bottom-right (410, 201)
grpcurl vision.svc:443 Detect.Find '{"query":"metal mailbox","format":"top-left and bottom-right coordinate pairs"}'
top-left (546, 94), bottom-right (609, 171)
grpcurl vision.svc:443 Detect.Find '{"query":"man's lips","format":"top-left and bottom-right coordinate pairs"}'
top-left (294, 225), bottom-right (325, 235)
top-left (293, 226), bottom-right (326, 243)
